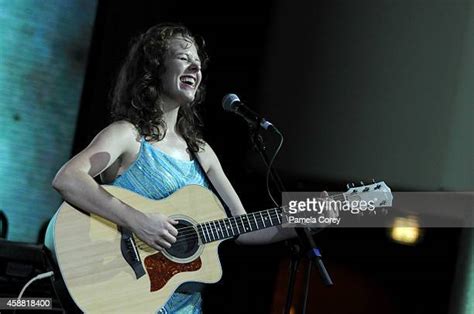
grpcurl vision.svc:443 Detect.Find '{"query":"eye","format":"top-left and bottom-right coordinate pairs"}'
top-left (177, 54), bottom-right (201, 67)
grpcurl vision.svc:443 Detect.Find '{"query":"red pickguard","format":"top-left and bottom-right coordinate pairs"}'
top-left (144, 252), bottom-right (202, 292)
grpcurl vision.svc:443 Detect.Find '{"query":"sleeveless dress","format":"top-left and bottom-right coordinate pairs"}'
top-left (112, 139), bottom-right (209, 314)
top-left (45, 138), bottom-right (209, 314)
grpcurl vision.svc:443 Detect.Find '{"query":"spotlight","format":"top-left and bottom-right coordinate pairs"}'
top-left (389, 215), bottom-right (422, 245)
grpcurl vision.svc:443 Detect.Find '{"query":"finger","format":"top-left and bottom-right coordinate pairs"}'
top-left (167, 224), bottom-right (179, 237)
top-left (156, 238), bottom-right (173, 249)
top-left (152, 243), bottom-right (165, 251)
top-left (166, 223), bottom-right (179, 236)
top-left (162, 231), bottom-right (177, 244)
top-left (169, 218), bottom-right (179, 225)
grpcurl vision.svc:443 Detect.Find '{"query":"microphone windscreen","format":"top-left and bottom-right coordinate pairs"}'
top-left (222, 93), bottom-right (240, 112)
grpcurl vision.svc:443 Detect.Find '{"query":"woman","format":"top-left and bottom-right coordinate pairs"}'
top-left (45, 23), bottom-right (296, 313)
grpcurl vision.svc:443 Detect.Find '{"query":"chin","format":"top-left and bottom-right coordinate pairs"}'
top-left (181, 93), bottom-right (196, 104)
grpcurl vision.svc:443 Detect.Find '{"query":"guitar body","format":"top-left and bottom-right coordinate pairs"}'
top-left (54, 184), bottom-right (227, 313)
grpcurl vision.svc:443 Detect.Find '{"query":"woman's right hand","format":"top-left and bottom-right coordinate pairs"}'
top-left (131, 212), bottom-right (179, 251)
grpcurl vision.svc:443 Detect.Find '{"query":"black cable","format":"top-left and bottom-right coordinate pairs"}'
top-left (264, 126), bottom-right (284, 207)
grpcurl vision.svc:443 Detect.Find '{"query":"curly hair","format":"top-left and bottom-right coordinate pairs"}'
top-left (110, 23), bottom-right (209, 153)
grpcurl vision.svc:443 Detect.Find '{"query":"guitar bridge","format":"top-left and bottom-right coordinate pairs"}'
top-left (120, 227), bottom-right (146, 279)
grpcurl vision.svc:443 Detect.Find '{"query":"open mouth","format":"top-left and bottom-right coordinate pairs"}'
top-left (180, 75), bottom-right (196, 88)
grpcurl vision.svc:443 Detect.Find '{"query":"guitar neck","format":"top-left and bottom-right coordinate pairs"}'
top-left (195, 180), bottom-right (392, 244)
top-left (197, 207), bottom-right (283, 243)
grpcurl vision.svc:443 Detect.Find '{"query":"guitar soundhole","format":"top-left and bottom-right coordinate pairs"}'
top-left (165, 219), bottom-right (199, 259)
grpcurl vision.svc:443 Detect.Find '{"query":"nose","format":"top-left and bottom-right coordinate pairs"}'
top-left (188, 60), bottom-right (201, 72)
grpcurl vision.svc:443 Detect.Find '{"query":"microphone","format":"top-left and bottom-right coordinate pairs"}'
top-left (222, 93), bottom-right (273, 130)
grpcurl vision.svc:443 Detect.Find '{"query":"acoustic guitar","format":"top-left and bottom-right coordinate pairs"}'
top-left (53, 182), bottom-right (392, 312)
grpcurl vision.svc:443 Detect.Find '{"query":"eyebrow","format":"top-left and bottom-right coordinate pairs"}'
top-left (176, 51), bottom-right (201, 63)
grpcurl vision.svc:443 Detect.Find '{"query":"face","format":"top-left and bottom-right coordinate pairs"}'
top-left (159, 36), bottom-right (202, 107)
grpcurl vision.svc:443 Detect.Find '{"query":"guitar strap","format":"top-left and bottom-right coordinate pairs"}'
top-left (189, 147), bottom-right (233, 219)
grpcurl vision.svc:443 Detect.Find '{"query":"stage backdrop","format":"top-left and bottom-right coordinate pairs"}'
top-left (258, 1), bottom-right (473, 313)
top-left (259, 0), bottom-right (473, 191)
top-left (0, 0), bottom-right (97, 242)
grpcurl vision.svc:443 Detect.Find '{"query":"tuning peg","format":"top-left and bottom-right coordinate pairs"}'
top-left (360, 181), bottom-right (365, 186)
top-left (372, 178), bottom-right (376, 183)
top-left (351, 183), bottom-right (355, 187)
top-left (346, 183), bottom-right (351, 189)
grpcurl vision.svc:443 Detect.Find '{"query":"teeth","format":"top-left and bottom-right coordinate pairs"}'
top-left (180, 76), bottom-right (196, 86)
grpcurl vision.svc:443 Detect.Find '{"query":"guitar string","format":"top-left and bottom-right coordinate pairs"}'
top-left (134, 190), bottom-right (383, 249)
top-left (134, 210), bottom-right (283, 249)
top-left (160, 193), bottom-right (346, 239)
top-left (155, 192), bottom-right (348, 239)
top-left (161, 207), bottom-right (283, 240)
top-left (134, 209), bottom-right (290, 249)
top-left (134, 193), bottom-right (350, 249)
top-left (134, 216), bottom-right (278, 248)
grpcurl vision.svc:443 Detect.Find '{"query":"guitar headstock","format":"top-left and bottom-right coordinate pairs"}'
top-left (344, 181), bottom-right (393, 208)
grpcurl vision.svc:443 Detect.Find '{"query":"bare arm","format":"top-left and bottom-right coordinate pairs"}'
top-left (52, 121), bottom-right (177, 251)
top-left (197, 143), bottom-right (297, 245)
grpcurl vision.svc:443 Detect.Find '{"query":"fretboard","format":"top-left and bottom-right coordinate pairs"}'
top-left (197, 207), bottom-right (283, 243)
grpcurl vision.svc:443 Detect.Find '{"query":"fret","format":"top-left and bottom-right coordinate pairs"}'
top-left (211, 222), bottom-right (217, 240)
top-left (226, 219), bottom-right (235, 236)
top-left (228, 218), bottom-right (236, 236)
top-left (223, 219), bottom-right (230, 238)
top-left (213, 222), bottom-right (219, 240)
top-left (217, 220), bottom-right (226, 239)
top-left (211, 221), bottom-right (217, 239)
top-left (196, 225), bottom-right (201, 242)
top-left (198, 224), bottom-right (207, 243)
top-left (239, 216), bottom-right (245, 232)
top-left (205, 222), bottom-right (214, 241)
top-left (247, 214), bottom-right (254, 230)
top-left (276, 209), bottom-right (282, 224)
top-left (212, 221), bottom-right (220, 240)
top-left (211, 222), bottom-right (217, 241)
top-left (260, 212), bottom-right (266, 228)
top-left (245, 216), bottom-right (253, 232)
top-left (234, 217), bottom-right (241, 234)
top-left (252, 213), bottom-right (259, 230)
top-left (266, 210), bottom-right (274, 226)
top-left (229, 220), bottom-right (235, 237)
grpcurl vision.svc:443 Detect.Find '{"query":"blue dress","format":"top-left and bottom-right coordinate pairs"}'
top-left (111, 138), bottom-right (208, 314)
top-left (45, 138), bottom-right (209, 313)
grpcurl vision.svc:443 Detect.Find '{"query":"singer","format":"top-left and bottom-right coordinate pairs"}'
top-left (44, 23), bottom-right (297, 313)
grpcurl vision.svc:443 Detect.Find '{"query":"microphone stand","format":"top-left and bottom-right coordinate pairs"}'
top-left (248, 126), bottom-right (333, 314)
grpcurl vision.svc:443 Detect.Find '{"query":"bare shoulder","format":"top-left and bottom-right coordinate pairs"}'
top-left (90, 120), bottom-right (139, 150)
top-left (100, 120), bottom-right (139, 141)
top-left (86, 121), bottom-right (140, 180)
top-left (55, 121), bottom-right (140, 179)
top-left (199, 141), bottom-right (216, 156)
top-left (195, 141), bottom-right (221, 174)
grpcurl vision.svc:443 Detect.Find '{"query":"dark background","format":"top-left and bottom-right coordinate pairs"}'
top-left (70, 1), bottom-right (469, 313)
